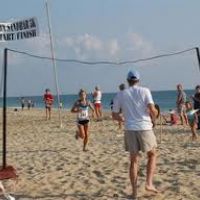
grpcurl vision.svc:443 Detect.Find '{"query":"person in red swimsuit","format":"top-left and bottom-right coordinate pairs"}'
top-left (43, 88), bottom-right (54, 120)
top-left (163, 109), bottom-right (178, 125)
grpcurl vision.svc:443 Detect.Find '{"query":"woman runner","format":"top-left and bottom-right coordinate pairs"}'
top-left (71, 89), bottom-right (94, 151)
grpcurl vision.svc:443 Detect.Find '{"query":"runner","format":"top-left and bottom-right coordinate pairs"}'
top-left (71, 89), bottom-right (94, 151)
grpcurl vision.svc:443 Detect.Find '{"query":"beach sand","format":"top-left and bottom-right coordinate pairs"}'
top-left (0, 108), bottom-right (200, 200)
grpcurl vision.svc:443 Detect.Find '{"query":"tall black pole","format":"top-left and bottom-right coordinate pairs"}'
top-left (3, 48), bottom-right (8, 169)
top-left (195, 47), bottom-right (200, 71)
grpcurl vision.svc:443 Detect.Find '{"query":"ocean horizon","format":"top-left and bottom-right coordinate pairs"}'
top-left (0, 89), bottom-right (195, 112)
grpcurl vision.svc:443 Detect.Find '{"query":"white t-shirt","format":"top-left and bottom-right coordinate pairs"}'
top-left (113, 85), bottom-right (154, 131)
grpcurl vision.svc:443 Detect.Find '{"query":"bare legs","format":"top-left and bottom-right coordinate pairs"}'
top-left (77, 124), bottom-right (89, 151)
top-left (118, 121), bottom-right (123, 129)
top-left (179, 113), bottom-right (188, 125)
top-left (145, 149), bottom-right (158, 192)
top-left (130, 153), bottom-right (139, 198)
top-left (45, 107), bottom-right (52, 120)
top-left (94, 106), bottom-right (102, 120)
top-left (191, 124), bottom-right (198, 140)
top-left (129, 148), bottom-right (157, 199)
top-left (45, 108), bottom-right (48, 120)
top-left (183, 113), bottom-right (188, 125)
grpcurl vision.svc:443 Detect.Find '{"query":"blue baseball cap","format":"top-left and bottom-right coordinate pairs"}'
top-left (127, 70), bottom-right (140, 80)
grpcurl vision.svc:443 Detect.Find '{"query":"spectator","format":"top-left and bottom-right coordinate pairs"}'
top-left (176, 84), bottom-right (188, 125)
top-left (112, 70), bottom-right (159, 199)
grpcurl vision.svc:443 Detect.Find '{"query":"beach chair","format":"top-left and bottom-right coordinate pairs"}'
top-left (0, 166), bottom-right (18, 200)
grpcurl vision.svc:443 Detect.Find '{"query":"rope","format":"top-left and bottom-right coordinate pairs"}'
top-left (6, 47), bottom-right (196, 65)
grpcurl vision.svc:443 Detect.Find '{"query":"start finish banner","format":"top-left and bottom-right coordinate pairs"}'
top-left (0, 17), bottom-right (39, 42)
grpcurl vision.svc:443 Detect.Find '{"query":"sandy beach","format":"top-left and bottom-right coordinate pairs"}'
top-left (0, 108), bottom-right (200, 200)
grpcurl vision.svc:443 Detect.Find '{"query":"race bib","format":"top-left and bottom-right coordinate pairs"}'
top-left (78, 109), bottom-right (88, 120)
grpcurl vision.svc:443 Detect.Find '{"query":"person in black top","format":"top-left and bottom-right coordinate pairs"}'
top-left (191, 85), bottom-right (200, 129)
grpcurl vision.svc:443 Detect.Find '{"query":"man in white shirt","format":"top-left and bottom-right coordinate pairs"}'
top-left (112, 70), bottom-right (158, 199)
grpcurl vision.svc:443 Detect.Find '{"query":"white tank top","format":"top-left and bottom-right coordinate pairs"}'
top-left (94, 91), bottom-right (102, 103)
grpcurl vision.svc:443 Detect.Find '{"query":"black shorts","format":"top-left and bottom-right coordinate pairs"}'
top-left (46, 104), bottom-right (52, 109)
top-left (78, 119), bottom-right (89, 125)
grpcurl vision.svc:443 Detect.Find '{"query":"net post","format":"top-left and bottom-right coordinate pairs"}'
top-left (45, 0), bottom-right (62, 128)
top-left (0, 48), bottom-right (18, 180)
top-left (195, 47), bottom-right (200, 71)
top-left (3, 48), bottom-right (8, 169)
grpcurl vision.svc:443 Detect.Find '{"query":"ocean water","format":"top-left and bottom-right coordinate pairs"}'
top-left (0, 90), bottom-right (195, 112)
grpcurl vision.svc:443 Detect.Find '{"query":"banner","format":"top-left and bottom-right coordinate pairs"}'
top-left (0, 17), bottom-right (39, 42)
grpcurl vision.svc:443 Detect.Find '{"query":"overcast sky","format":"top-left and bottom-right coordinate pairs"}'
top-left (0, 0), bottom-right (200, 96)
